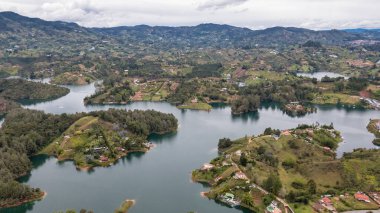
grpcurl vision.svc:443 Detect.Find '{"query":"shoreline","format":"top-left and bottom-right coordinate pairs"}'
top-left (0, 191), bottom-right (46, 209)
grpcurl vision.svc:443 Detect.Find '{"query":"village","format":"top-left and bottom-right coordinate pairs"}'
top-left (193, 125), bottom-right (380, 213)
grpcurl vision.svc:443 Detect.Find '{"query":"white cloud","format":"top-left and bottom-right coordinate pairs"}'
top-left (0, 0), bottom-right (379, 29)
top-left (198, 0), bottom-right (249, 10)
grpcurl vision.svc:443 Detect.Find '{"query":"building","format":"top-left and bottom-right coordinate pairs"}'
top-left (320, 196), bottom-right (332, 206)
top-left (233, 171), bottom-right (248, 180)
top-left (266, 201), bottom-right (282, 213)
top-left (201, 163), bottom-right (214, 171)
top-left (354, 192), bottom-right (371, 203)
top-left (99, 155), bottom-right (109, 162)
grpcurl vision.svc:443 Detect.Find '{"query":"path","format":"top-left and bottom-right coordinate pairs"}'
top-left (229, 137), bottom-right (294, 213)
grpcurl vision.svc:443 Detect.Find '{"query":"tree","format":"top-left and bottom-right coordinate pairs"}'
top-left (307, 180), bottom-right (317, 195)
top-left (240, 153), bottom-right (248, 167)
top-left (263, 174), bottom-right (282, 195)
top-left (241, 193), bottom-right (254, 207)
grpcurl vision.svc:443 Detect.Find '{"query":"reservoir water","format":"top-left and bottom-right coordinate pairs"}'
top-left (297, 71), bottom-right (348, 80)
top-left (1, 82), bottom-right (379, 213)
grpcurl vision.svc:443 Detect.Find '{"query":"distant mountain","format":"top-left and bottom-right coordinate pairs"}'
top-left (343, 28), bottom-right (380, 39)
top-left (0, 11), bottom-right (100, 52)
top-left (0, 11), bottom-right (376, 51)
top-left (344, 28), bottom-right (380, 33)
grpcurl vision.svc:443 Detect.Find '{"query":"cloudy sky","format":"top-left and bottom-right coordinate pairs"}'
top-left (0, 0), bottom-right (379, 30)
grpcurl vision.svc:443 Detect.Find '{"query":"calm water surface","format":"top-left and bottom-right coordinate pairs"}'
top-left (297, 71), bottom-right (348, 80)
top-left (1, 83), bottom-right (378, 213)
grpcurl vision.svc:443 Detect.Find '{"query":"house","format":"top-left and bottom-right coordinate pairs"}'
top-left (323, 146), bottom-right (331, 151)
top-left (221, 193), bottom-right (240, 207)
top-left (191, 98), bottom-right (198, 104)
top-left (99, 155), bottom-right (109, 162)
top-left (116, 147), bottom-right (125, 152)
top-left (201, 163), bottom-right (214, 171)
top-left (281, 130), bottom-right (291, 136)
top-left (354, 192), bottom-right (371, 203)
top-left (312, 202), bottom-right (325, 212)
top-left (238, 82), bottom-right (246, 88)
top-left (320, 196), bottom-right (332, 206)
top-left (266, 201), bottom-right (282, 213)
top-left (233, 171), bottom-right (248, 180)
top-left (214, 176), bottom-right (223, 183)
top-left (223, 193), bottom-right (234, 200)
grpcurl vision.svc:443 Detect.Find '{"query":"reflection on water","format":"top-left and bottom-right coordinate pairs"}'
top-left (1, 81), bottom-right (379, 213)
top-left (297, 71), bottom-right (348, 80)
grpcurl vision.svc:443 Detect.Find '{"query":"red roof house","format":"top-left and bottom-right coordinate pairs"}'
top-left (320, 197), bottom-right (332, 205)
top-left (354, 192), bottom-right (371, 203)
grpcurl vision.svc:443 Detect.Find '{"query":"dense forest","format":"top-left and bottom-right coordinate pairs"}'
top-left (231, 78), bottom-right (318, 114)
top-left (0, 79), bottom-right (69, 101)
top-left (84, 75), bottom-right (135, 104)
top-left (0, 108), bottom-right (177, 207)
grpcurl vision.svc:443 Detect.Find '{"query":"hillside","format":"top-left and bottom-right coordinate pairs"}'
top-left (192, 124), bottom-right (380, 212)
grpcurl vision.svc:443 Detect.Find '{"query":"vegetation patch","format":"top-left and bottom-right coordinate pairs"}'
top-left (192, 124), bottom-right (380, 212)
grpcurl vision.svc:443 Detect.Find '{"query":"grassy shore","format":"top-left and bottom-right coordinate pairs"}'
top-left (312, 93), bottom-right (361, 105)
top-left (178, 102), bottom-right (212, 110)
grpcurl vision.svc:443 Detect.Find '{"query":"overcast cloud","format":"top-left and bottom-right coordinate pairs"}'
top-left (0, 0), bottom-right (379, 30)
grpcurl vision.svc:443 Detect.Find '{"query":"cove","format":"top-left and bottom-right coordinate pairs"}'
top-left (1, 83), bottom-right (378, 213)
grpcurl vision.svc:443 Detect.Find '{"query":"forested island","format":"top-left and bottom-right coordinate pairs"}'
top-left (0, 108), bottom-right (177, 208)
top-left (0, 79), bottom-right (69, 116)
top-left (193, 124), bottom-right (380, 213)
top-left (0, 79), bottom-right (69, 101)
top-left (367, 119), bottom-right (380, 146)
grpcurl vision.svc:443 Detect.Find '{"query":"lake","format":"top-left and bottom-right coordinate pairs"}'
top-left (1, 83), bottom-right (379, 213)
top-left (297, 71), bottom-right (348, 80)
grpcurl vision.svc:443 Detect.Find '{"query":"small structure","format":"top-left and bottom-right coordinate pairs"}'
top-left (281, 130), bottom-right (291, 136)
top-left (99, 155), bottom-right (109, 162)
top-left (233, 171), bottom-right (248, 180)
top-left (214, 176), bottom-right (223, 183)
top-left (320, 196), bottom-right (332, 206)
top-left (266, 201), bottom-right (282, 213)
top-left (368, 192), bottom-right (380, 205)
top-left (201, 163), bottom-right (214, 171)
top-left (191, 98), bottom-right (198, 104)
top-left (354, 192), bottom-right (371, 203)
top-left (116, 147), bottom-right (125, 152)
top-left (312, 202), bottom-right (325, 212)
top-left (221, 193), bottom-right (240, 207)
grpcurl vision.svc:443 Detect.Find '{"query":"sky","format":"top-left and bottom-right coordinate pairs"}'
top-left (0, 0), bottom-right (380, 30)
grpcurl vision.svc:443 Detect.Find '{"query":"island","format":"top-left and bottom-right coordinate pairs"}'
top-left (114, 199), bottom-right (135, 213)
top-left (0, 108), bottom-right (178, 208)
top-left (367, 119), bottom-right (380, 146)
top-left (0, 78), bottom-right (69, 101)
top-left (42, 109), bottom-right (177, 169)
top-left (192, 124), bottom-right (380, 213)
top-left (0, 78), bottom-right (69, 116)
